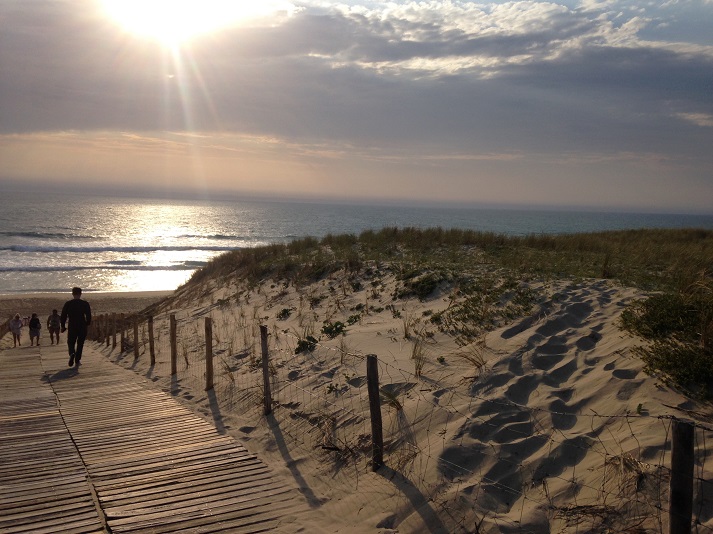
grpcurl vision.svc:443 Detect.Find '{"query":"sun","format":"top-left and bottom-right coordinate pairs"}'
top-left (100, 0), bottom-right (293, 46)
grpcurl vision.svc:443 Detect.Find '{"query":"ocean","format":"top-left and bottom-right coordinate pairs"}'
top-left (2, 189), bottom-right (712, 294)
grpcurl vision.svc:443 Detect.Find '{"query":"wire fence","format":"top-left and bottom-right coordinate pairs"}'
top-left (91, 309), bottom-right (713, 533)
top-left (0, 317), bottom-right (9, 339)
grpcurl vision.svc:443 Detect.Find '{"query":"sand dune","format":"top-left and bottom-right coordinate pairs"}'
top-left (15, 273), bottom-right (712, 532)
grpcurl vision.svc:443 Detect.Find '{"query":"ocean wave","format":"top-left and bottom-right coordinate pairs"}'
top-left (0, 263), bottom-right (206, 273)
top-left (0, 231), bottom-right (95, 240)
top-left (176, 233), bottom-right (249, 240)
top-left (106, 260), bottom-right (142, 265)
top-left (0, 245), bottom-right (238, 253)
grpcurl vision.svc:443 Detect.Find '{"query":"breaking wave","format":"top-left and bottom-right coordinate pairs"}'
top-left (0, 245), bottom-right (238, 253)
top-left (0, 262), bottom-right (207, 273)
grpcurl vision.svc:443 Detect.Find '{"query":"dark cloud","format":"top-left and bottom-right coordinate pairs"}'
top-left (0, 0), bottom-right (711, 170)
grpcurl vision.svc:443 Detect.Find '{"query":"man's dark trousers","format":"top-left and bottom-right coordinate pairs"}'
top-left (67, 327), bottom-right (87, 364)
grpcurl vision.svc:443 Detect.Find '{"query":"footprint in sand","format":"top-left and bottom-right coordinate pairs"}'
top-left (551, 388), bottom-right (574, 402)
top-left (549, 399), bottom-right (578, 430)
top-left (439, 443), bottom-right (487, 480)
top-left (501, 314), bottom-right (538, 339)
top-left (616, 380), bottom-right (644, 400)
top-left (499, 434), bottom-right (549, 460)
top-left (576, 330), bottom-right (602, 351)
top-left (531, 353), bottom-right (565, 371)
top-left (468, 398), bottom-right (505, 418)
top-left (472, 371), bottom-right (513, 392)
top-left (505, 374), bottom-right (539, 404)
top-left (478, 466), bottom-right (523, 513)
top-left (535, 302), bottom-right (594, 336)
top-left (565, 301), bottom-right (594, 320)
top-left (612, 368), bottom-right (639, 379)
top-left (467, 410), bottom-right (533, 443)
top-left (538, 335), bottom-right (569, 355)
top-left (532, 435), bottom-right (592, 480)
top-left (535, 317), bottom-right (567, 337)
top-left (598, 291), bottom-right (615, 306)
top-left (544, 359), bottom-right (578, 387)
top-left (287, 370), bottom-right (301, 381)
top-left (508, 353), bottom-right (524, 376)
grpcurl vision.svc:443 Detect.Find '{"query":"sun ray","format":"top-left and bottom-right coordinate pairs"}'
top-left (100, 0), bottom-right (297, 46)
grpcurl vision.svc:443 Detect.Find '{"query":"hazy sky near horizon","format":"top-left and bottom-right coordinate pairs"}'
top-left (1, 0), bottom-right (712, 213)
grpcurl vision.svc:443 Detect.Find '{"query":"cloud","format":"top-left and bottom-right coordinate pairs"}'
top-left (0, 0), bottom-right (711, 211)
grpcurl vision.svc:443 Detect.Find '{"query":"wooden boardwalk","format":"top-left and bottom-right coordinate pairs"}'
top-left (0, 340), bottom-right (306, 533)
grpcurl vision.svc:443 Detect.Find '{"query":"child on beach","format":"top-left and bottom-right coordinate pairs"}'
top-left (47, 309), bottom-right (61, 345)
top-left (29, 313), bottom-right (41, 346)
top-left (9, 313), bottom-right (23, 347)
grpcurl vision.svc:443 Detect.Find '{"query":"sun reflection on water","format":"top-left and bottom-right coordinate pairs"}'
top-left (91, 201), bottom-right (233, 292)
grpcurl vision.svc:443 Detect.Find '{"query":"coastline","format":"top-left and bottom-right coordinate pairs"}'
top-left (0, 290), bottom-right (174, 322)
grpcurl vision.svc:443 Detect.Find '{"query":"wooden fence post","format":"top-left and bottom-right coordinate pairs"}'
top-left (105, 315), bottom-right (110, 347)
top-left (133, 316), bottom-right (140, 359)
top-left (260, 325), bottom-right (272, 415)
top-left (120, 313), bottom-right (125, 352)
top-left (670, 418), bottom-right (694, 534)
top-left (170, 314), bottom-right (177, 375)
top-left (205, 317), bottom-right (213, 391)
top-left (148, 315), bottom-right (155, 366)
top-left (95, 314), bottom-right (102, 342)
top-left (112, 313), bottom-right (117, 349)
top-left (366, 354), bottom-right (384, 471)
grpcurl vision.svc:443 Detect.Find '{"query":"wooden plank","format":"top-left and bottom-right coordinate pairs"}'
top-left (103, 480), bottom-right (290, 518)
top-left (0, 340), bottom-right (306, 534)
top-left (108, 492), bottom-right (298, 532)
top-left (91, 455), bottom-right (262, 491)
top-left (98, 465), bottom-right (271, 502)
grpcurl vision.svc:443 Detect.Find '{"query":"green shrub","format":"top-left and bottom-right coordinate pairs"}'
top-left (276, 308), bottom-right (291, 320)
top-left (322, 321), bottom-right (347, 339)
top-left (394, 272), bottom-right (446, 300)
top-left (620, 293), bottom-right (699, 342)
top-left (634, 340), bottom-right (713, 395)
top-left (620, 274), bottom-right (713, 396)
top-left (295, 335), bottom-right (318, 354)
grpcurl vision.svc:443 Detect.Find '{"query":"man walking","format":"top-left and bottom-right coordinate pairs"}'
top-left (61, 287), bottom-right (92, 367)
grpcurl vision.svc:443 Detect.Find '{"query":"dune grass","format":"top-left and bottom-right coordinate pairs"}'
top-left (189, 226), bottom-right (713, 292)
top-left (620, 270), bottom-right (713, 396)
top-left (186, 226), bottom-right (713, 394)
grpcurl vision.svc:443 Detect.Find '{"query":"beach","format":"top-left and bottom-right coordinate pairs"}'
top-left (0, 291), bottom-right (173, 324)
top-left (3, 228), bottom-right (713, 532)
top-left (4, 189), bottom-right (713, 296)
top-left (86, 266), bottom-right (713, 532)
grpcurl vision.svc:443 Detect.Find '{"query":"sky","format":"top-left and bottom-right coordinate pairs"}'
top-left (1, 0), bottom-right (712, 213)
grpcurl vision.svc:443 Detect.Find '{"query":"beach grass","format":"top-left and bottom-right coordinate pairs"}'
top-left (190, 227), bottom-right (713, 292)
top-left (85, 226), bottom-right (713, 532)
top-left (187, 226), bottom-right (713, 394)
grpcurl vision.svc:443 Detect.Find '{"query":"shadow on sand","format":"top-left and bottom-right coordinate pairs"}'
top-left (266, 414), bottom-right (323, 508)
top-left (377, 466), bottom-right (449, 533)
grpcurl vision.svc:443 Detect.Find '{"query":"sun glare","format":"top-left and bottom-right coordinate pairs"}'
top-left (101, 0), bottom-right (293, 45)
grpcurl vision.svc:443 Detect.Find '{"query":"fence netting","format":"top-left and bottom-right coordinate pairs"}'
top-left (94, 309), bottom-right (713, 533)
